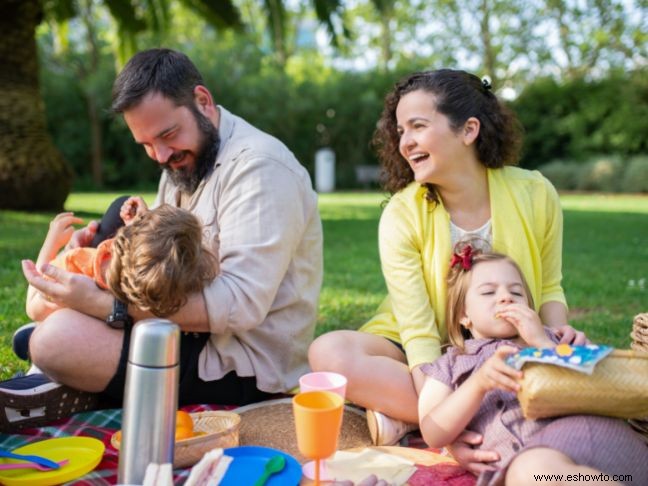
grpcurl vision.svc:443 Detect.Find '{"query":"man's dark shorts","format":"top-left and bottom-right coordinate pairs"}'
top-left (102, 327), bottom-right (276, 407)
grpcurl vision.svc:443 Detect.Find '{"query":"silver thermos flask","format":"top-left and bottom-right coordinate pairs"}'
top-left (118, 319), bottom-right (180, 485)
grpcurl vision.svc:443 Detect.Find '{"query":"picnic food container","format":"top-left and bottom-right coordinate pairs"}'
top-left (118, 319), bottom-right (180, 484)
top-left (112, 411), bottom-right (241, 468)
top-left (518, 349), bottom-right (648, 419)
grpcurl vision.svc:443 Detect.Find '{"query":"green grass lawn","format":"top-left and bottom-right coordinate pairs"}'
top-left (1, 192), bottom-right (646, 380)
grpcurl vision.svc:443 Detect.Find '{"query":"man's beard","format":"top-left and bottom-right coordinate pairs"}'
top-left (163, 109), bottom-right (220, 194)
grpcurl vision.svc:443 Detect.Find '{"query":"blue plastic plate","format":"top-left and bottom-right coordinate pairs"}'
top-left (221, 446), bottom-right (301, 486)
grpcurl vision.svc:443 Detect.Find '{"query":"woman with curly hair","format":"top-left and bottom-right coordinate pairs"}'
top-left (309, 69), bottom-right (585, 471)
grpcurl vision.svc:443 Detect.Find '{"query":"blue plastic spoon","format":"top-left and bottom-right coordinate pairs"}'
top-left (0, 448), bottom-right (61, 470)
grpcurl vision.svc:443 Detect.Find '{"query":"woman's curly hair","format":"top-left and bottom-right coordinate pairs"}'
top-left (108, 204), bottom-right (218, 317)
top-left (373, 69), bottom-right (524, 203)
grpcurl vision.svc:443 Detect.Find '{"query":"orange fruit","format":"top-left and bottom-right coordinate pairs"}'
top-left (176, 411), bottom-right (194, 432)
top-left (175, 411), bottom-right (194, 440)
top-left (175, 426), bottom-right (194, 441)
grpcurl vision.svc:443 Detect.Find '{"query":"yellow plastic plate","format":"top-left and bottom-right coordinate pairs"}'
top-left (0, 436), bottom-right (104, 486)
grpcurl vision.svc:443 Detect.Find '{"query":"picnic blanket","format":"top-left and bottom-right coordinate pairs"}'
top-left (0, 404), bottom-right (474, 485)
top-left (0, 404), bottom-right (231, 485)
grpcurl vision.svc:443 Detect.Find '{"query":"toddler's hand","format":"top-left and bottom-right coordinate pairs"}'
top-left (120, 197), bottom-right (148, 225)
top-left (496, 304), bottom-right (552, 348)
top-left (45, 212), bottom-right (84, 253)
top-left (475, 345), bottom-right (521, 394)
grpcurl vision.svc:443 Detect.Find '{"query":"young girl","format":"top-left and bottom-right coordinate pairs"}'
top-left (418, 245), bottom-right (647, 485)
top-left (26, 200), bottom-right (218, 321)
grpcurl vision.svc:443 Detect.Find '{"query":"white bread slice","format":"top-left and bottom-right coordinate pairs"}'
top-left (143, 463), bottom-right (173, 486)
top-left (184, 448), bottom-right (233, 486)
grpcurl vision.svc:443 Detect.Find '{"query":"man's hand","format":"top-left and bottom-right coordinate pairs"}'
top-left (22, 260), bottom-right (111, 319)
top-left (65, 220), bottom-right (99, 251)
top-left (553, 324), bottom-right (587, 345)
top-left (446, 430), bottom-right (499, 474)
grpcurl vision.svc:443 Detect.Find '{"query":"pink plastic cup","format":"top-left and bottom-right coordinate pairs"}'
top-left (299, 372), bottom-right (347, 399)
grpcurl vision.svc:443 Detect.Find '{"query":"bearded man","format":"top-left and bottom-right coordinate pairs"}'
top-left (5, 48), bottom-right (323, 431)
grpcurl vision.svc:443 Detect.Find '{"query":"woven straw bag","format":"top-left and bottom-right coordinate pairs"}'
top-left (112, 411), bottom-right (241, 468)
top-left (518, 349), bottom-right (648, 420)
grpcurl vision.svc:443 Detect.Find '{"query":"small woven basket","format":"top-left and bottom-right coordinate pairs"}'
top-left (518, 349), bottom-right (648, 420)
top-left (111, 411), bottom-right (241, 468)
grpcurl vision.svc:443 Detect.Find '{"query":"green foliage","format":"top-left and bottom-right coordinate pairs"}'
top-left (540, 155), bottom-right (648, 194)
top-left (37, 19), bottom-right (647, 192)
top-left (538, 160), bottom-right (580, 191)
top-left (514, 70), bottom-right (648, 169)
top-left (576, 155), bottom-right (625, 192)
top-left (621, 156), bottom-right (648, 193)
top-left (1, 192), bottom-right (647, 380)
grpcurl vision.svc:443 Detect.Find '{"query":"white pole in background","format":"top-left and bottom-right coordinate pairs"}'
top-left (315, 148), bottom-right (335, 193)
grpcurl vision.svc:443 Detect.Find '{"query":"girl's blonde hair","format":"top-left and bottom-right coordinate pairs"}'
top-left (446, 245), bottom-right (534, 351)
top-left (108, 204), bottom-right (218, 317)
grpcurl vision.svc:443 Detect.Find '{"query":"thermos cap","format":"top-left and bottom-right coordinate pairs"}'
top-left (128, 319), bottom-right (180, 367)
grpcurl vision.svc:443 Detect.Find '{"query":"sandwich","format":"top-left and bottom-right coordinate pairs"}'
top-left (184, 448), bottom-right (233, 486)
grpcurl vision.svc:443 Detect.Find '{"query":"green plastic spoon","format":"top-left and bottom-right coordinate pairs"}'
top-left (253, 455), bottom-right (286, 486)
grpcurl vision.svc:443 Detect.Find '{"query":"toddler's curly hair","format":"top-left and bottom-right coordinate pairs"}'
top-left (108, 204), bottom-right (218, 317)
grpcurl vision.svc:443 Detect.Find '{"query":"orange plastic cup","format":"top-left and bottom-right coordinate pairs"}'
top-left (292, 391), bottom-right (344, 461)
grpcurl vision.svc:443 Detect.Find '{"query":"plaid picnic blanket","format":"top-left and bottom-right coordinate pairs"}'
top-left (0, 404), bottom-right (230, 485)
top-left (0, 404), bottom-right (475, 486)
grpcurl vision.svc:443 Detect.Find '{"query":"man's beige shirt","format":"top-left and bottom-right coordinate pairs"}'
top-left (154, 106), bottom-right (323, 393)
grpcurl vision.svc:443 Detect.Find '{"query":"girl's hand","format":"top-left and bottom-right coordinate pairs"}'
top-left (496, 304), bottom-right (553, 348)
top-left (120, 197), bottom-right (148, 225)
top-left (45, 212), bottom-right (84, 254)
top-left (475, 345), bottom-right (522, 394)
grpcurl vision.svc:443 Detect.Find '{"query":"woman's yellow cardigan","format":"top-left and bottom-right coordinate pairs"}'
top-left (360, 166), bottom-right (567, 369)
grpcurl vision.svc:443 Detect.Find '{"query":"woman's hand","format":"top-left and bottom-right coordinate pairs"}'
top-left (497, 304), bottom-right (553, 348)
top-left (554, 324), bottom-right (588, 345)
top-left (474, 345), bottom-right (521, 394)
top-left (44, 212), bottom-right (84, 255)
top-left (120, 196), bottom-right (148, 225)
top-left (446, 430), bottom-right (499, 474)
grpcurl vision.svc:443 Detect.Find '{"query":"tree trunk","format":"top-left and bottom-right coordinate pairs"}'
top-left (479, 0), bottom-right (498, 89)
top-left (0, 0), bottom-right (72, 210)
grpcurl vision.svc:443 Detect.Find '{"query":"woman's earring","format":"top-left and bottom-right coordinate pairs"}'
top-left (460, 317), bottom-right (472, 328)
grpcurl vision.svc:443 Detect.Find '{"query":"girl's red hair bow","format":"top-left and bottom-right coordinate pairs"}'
top-left (450, 245), bottom-right (473, 271)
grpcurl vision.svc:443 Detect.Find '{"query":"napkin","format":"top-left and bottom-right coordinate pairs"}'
top-left (325, 448), bottom-right (417, 484)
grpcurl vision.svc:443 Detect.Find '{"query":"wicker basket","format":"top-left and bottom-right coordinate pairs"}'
top-left (631, 312), bottom-right (648, 353)
top-left (518, 349), bottom-right (648, 420)
top-left (111, 411), bottom-right (241, 468)
top-left (629, 313), bottom-right (648, 442)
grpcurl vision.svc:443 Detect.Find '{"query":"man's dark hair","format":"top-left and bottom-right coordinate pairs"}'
top-left (112, 48), bottom-right (205, 113)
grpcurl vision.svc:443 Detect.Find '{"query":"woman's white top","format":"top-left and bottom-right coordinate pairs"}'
top-left (450, 219), bottom-right (492, 250)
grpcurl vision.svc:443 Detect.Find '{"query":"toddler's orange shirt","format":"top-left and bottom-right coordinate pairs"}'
top-left (50, 239), bottom-right (113, 289)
